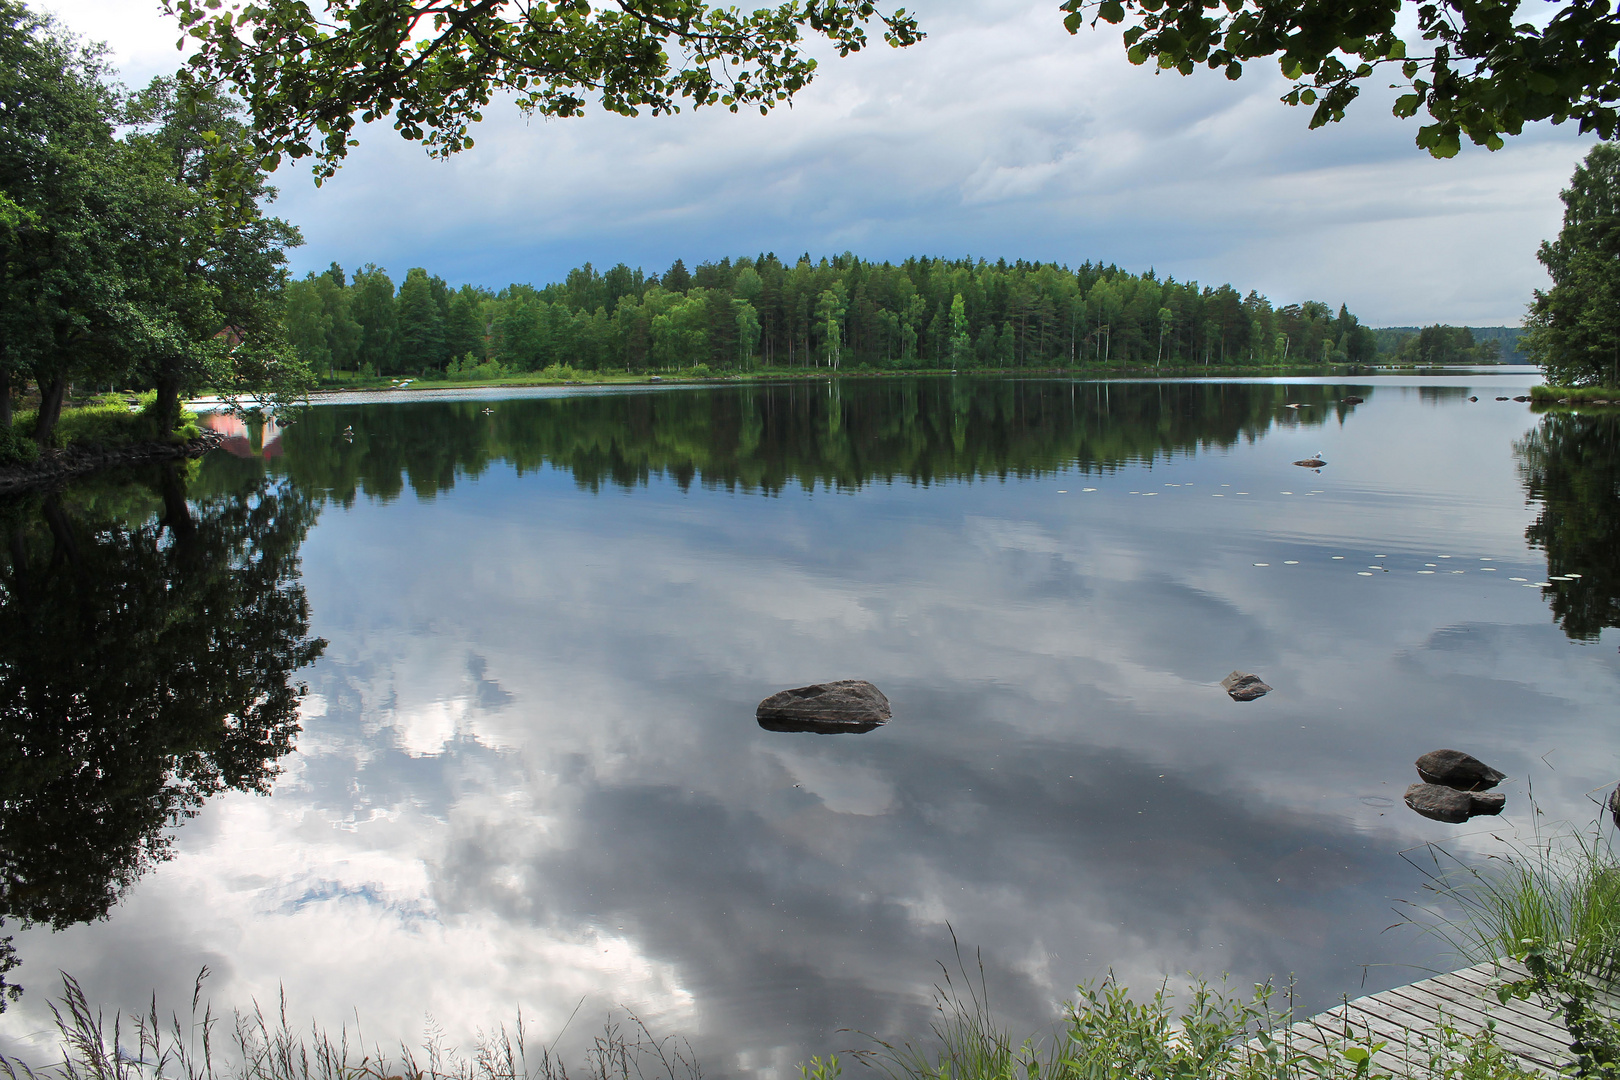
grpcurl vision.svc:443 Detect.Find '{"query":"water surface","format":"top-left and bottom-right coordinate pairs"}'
top-left (4, 376), bottom-right (1619, 1077)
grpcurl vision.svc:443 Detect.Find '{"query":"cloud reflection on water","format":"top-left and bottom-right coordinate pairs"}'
top-left (7, 379), bottom-right (1620, 1079)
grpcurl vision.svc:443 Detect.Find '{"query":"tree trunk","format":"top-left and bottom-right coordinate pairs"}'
top-left (153, 372), bottom-right (182, 439)
top-left (0, 368), bottom-right (11, 430)
top-left (32, 372), bottom-right (66, 446)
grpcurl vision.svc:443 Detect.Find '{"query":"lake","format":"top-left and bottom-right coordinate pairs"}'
top-left (4, 372), bottom-right (1619, 1078)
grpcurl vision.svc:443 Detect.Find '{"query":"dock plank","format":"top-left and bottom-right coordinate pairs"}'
top-left (1249, 958), bottom-right (1620, 1075)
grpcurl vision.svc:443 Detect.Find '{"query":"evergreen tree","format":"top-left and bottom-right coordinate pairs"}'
top-left (444, 286), bottom-right (485, 361)
top-left (350, 265), bottom-right (398, 373)
top-left (396, 266), bottom-right (447, 371)
top-left (662, 258), bottom-right (692, 293)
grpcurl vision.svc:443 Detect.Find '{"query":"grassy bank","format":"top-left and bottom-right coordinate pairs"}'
top-left (1531, 385), bottom-right (1620, 406)
top-left (1, 394), bottom-right (200, 467)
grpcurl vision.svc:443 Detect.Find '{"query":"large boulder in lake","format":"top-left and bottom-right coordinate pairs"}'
top-left (757, 680), bottom-right (891, 734)
top-left (1405, 783), bottom-right (1506, 823)
top-left (1221, 671), bottom-right (1272, 701)
top-left (1415, 749), bottom-right (1505, 791)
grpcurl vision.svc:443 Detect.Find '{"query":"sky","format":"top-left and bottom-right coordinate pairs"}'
top-left (35, 0), bottom-right (1601, 327)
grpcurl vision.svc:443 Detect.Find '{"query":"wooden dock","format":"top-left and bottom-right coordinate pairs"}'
top-left (1266, 958), bottom-right (1617, 1075)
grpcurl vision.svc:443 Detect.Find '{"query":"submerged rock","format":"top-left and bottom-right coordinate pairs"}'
top-left (1405, 783), bottom-right (1506, 823)
top-left (1415, 749), bottom-right (1505, 791)
top-left (1293, 457), bottom-right (1327, 468)
top-left (1221, 671), bottom-right (1272, 701)
top-left (1342, 395), bottom-right (1365, 405)
top-left (757, 680), bottom-right (891, 734)
top-left (1514, 396), bottom-right (1531, 402)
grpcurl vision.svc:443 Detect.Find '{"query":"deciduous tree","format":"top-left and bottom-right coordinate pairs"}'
top-left (1064, 0), bottom-right (1620, 156)
top-left (1524, 144), bottom-right (1620, 388)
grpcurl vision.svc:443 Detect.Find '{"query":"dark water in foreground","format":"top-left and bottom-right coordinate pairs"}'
top-left (4, 375), bottom-right (1620, 1077)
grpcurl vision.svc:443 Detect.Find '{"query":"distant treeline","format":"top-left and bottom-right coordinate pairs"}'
top-left (1371, 325), bottom-right (1522, 363)
top-left (283, 254), bottom-right (1379, 377)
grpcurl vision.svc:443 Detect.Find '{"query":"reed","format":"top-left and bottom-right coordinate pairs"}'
top-left (0, 973), bottom-right (699, 1080)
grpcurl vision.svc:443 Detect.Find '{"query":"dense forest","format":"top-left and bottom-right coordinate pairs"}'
top-left (283, 255), bottom-right (1380, 377)
top-left (1369, 325), bottom-right (1514, 364)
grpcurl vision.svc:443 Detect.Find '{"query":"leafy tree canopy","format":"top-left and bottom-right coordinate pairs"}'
top-left (1064, 0), bottom-right (1620, 157)
top-left (0, 3), bottom-right (312, 444)
top-left (1523, 144), bottom-right (1620, 388)
top-left (164, 0), bottom-right (923, 180)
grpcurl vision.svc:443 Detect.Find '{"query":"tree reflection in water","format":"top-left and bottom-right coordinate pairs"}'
top-left (0, 464), bottom-right (325, 1007)
top-left (1517, 412), bottom-right (1620, 640)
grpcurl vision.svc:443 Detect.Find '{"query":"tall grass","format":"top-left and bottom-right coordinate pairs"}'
top-left (1402, 809), bottom-right (1620, 979)
top-left (839, 938), bottom-right (1534, 1080)
top-left (8, 394), bottom-right (197, 454)
top-left (0, 974), bottom-right (699, 1080)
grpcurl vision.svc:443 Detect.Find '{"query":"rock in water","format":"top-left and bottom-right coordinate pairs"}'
top-left (1342, 396), bottom-right (1365, 405)
top-left (1221, 671), bottom-right (1272, 701)
top-left (1608, 784), bottom-right (1620, 828)
top-left (757, 680), bottom-right (891, 734)
top-left (1293, 457), bottom-right (1327, 468)
top-left (1415, 749), bottom-right (1505, 791)
top-left (1405, 783), bottom-right (1505, 823)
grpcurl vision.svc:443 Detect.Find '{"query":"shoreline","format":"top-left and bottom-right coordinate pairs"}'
top-left (0, 429), bottom-right (224, 496)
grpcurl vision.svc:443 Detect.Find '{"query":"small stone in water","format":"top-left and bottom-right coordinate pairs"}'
top-left (1416, 749), bottom-right (1505, 790)
top-left (757, 680), bottom-right (892, 734)
top-left (1221, 671), bottom-right (1272, 701)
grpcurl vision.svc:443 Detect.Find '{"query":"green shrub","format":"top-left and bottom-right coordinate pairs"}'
top-left (689, 362), bottom-right (711, 377)
top-left (447, 353), bottom-right (510, 381)
top-left (538, 362), bottom-right (579, 381)
top-left (0, 426), bottom-right (38, 466)
top-left (3, 394), bottom-right (195, 457)
top-left (55, 401), bottom-right (157, 448)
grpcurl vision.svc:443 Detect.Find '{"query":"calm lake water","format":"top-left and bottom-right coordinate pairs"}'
top-left (5, 372), bottom-right (1620, 1077)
